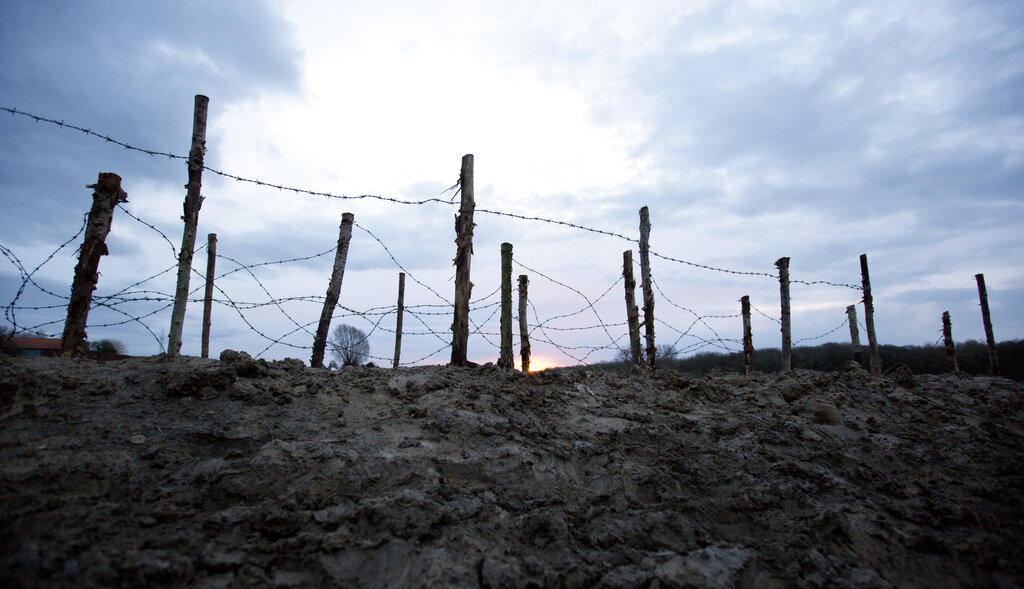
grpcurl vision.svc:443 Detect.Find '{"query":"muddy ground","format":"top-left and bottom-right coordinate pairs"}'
top-left (0, 352), bottom-right (1022, 588)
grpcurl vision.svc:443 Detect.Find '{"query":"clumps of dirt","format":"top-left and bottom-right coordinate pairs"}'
top-left (1, 353), bottom-right (1022, 587)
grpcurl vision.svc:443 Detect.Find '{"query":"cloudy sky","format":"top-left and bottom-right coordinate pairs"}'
top-left (2, 0), bottom-right (1022, 369)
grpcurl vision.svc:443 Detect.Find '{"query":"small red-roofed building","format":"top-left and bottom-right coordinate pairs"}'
top-left (9, 337), bottom-right (62, 357)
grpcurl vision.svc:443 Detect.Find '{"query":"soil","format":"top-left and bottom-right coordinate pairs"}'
top-left (1, 352), bottom-right (1022, 588)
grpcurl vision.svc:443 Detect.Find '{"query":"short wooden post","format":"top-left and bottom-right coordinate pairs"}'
top-left (393, 272), bottom-right (405, 369)
top-left (942, 310), bottom-right (958, 373)
top-left (311, 213), bottom-right (354, 368)
top-left (846, 305), bottom-right (863, 366)
top-left (638, 207), bottom-right (656, 368)
top-left (975, 273), bottom-right (999, 375)
top-left (60, 173), bottom-right (127, 357)
top-left (518, 274), bottom-right (531, 373)
top-left (450, 154), bottom-right (475, 366)
top-left (860, 254), bottom-right (882, 374)
top-left (498, 243), bottom-right (514, 370)
top-left (775, 257), bottom-right (792, 371)
top-left (622, 250), bottom-right (642, 365)
top-left (201, 233), bottom-right (217, 358)
top-left (741, 295), bottom-right (753, 375)
top-left (167, 95), bottom-right (210, 356)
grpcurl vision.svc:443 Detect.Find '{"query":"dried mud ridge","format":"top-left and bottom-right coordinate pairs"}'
top-left (1, 352), bottom-right (1022, 588)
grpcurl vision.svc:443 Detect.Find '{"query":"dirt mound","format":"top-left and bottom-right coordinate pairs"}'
top-left (1, 353), bottom-right (1022, 587)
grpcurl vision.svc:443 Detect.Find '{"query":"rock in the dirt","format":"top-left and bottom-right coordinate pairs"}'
top-left (809, 401), bottom-right (842, 425)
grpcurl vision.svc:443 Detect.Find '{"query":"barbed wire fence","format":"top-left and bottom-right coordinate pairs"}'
top-left (2, 104), bottom-right (872, 369)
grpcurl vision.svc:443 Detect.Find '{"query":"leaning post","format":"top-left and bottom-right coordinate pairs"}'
top-left (975, 273), bottom-right (999, 375)
top-left (393, 272), bottom-right (405, 369)
top-left (201, 233), bottom-right (217, 358)
top-left (942, 311), bottom-right (959, 373)
top-left (498, 243), bottom-right (514, 370)
top-left (60, 173), bottom-right (128, 356)
top-left (860, 254), bottom-right (882, 374)
top-left (741, 295), bottom-right (753, 375)
top-left (450, 154), bottom-right (475, 366)
top-left (846, 305), bottom-right (863, 366)
top-left (518, 274), bottom-right (531, 373)
top-left (311, 213), bottom-right (354, 368)
top-left (638, 207), bottom-right (656, 368)
top-left (168, 94), bottom-right (210, 356)
top-left (775, 257), bottom-right (792, 371)
top-left (622, 250), bottom-right (643, 366)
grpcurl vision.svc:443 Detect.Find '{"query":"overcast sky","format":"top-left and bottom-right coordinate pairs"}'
top-left (2, 1), bottom-right (1022, 369)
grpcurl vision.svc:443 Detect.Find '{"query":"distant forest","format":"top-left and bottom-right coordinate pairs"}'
top-left (594, 340), bottom-right (1024, 381)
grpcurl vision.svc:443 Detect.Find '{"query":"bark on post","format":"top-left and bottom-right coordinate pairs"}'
top-left (975, 273), bottom-right (999, 375)
top-left (847, 305), bottom-right (863, 366)
top-left (741, 295), bottom-right (753, 375)
top-left (201, 233), bottom-right (217, 358)
top-left (775, 257), bottom-right (792, 372)
top-left (450, 154), bottom-right (475, 366)
top-left (942, 310), bottom-right (959, 373)
top-left (518, 274), bottom-right (531, 373)
top-left (622, 250), bottom-right (642, 366)
top-left (860, 254), bottom-right (882, 374)
top-left (311, 213), bottom-right (354, 368)
top-left (60, 173), bottom-right (127, 357)
top-left (393, 272), bottom-right (405, 369)
top-left (167, 94), bottom-right (210, 356)
top-left (498, 243), bottom-right (514, 370)
top-left (638, 207), bottom-right (656, 368)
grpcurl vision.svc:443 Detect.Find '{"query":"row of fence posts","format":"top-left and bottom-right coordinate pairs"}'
top-left (51, 95), bottom-right (1003, 376)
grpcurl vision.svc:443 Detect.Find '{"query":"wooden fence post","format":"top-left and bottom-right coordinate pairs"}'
top-left (622, 250), bottom-right (642, 366)
top-left (741, 295), bottom-right (753, 375)
top-left (846, 305), bottom-right (863, 366)
top-left (638, 207), bottom-right (656, 368)
top-left (60, 173), bottom-right (127, 357)
top-left (311, 213), bottom-right (354, 368)
top-left (450, 154), bottom-right (475, 366)
top-left (518, 274), bottom-right (530, 373)
top-left (168, 94), bottom-right (210, 356)
top-left (775, 257), bottom-right (792, 371)
top-left (975, 273), bottom-right (999, 375)
top-left (393, 272), bottom-right (405, 369)
top-left (942, 310), bottom-right (959, 373)
top-left (201, 233), bottom-right (217, 358)
top-left (498, 243), bottom-right (514, 370)
top-left (860, 254), bottom-right (882, 374)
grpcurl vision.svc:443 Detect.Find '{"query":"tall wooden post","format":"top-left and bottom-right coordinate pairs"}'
top-left (498, 243), bottom-right (514, 370)
top-left (741, 295), bottom-right (753, 375)
top-left (518, 275), bottom-right (531, 373)
top-left (393, 272), bottom-right (405, 369)
top-left (638, 207), bottom-right (656, 368)
top-left (860, 254), bottom-right (882, 374)
top-left (975, 273), bottom-right (999, 375)
top-left (450, 154), bottom-right (475, 366)
top-left (622, 250), bottom-right (642, 366)
top-left (311, 213), bottom-right (354, 368)
top-left (60, 173), bottom-right (127, 357)
top-left (168, 94), bottom-right (210, 356)
top-left (942, 311), bottom-right (959, 373)
top-left (775, 257), bottom-right (792, 371)
top-left (201, 233), bottom-right (217, 358)
top-left (847, 305), bottom-right (863, 366)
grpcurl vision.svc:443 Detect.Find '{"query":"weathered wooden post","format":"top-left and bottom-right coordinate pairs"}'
top-left (450, 154), bottom-right (475, 366)
top-left (846, 305), bottom-right (863, 366)
top-left (622, 250), bottom-right (642, 366)
top-left (518, 274), bottom-right (530, 373)
top-left (201, 233), bottom-right (217, 358)
top-left (775, 257), bottom-right (792, 371)
top-left (860, 254), bottom-right (882, 374)
top-left (393, 272), bottom-right (405, 369)
top-left (638, 207), bottom-right (656, 368)
top-left (975, 273), bottom-right (999, 375)
top-left (498, 243), bottom-right (514, 370)
top-left (311, 213), bottom-right (354, 368)
top-left (741, 295), bottom-right (753, 375)
top-left (60, 173), bottom-right (128, 357)
top-left (942, 310), bottom-right (959, 373)
top-left (168, 94), bottom-right (210, 356)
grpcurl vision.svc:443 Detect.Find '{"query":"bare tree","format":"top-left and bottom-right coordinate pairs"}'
top-left (329, 324), bottom-right (370, 367)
